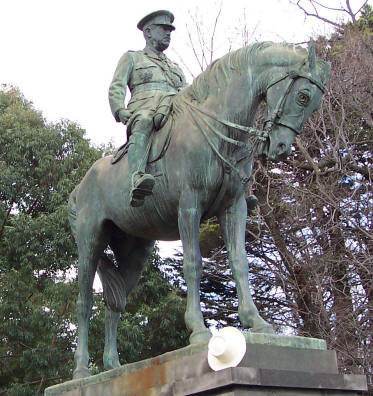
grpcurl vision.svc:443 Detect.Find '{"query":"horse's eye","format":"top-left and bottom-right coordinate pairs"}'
top-left (297, 91), bottom-right (310, 106)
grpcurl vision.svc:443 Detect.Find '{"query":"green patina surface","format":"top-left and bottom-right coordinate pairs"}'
top-left (243, 332), bottom-right (326, 350)
top-left (68, 8), bottom-right (331, 378)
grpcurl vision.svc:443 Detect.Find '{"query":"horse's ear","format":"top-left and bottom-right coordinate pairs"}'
top-left (308, 40), bottom-right (316, 71)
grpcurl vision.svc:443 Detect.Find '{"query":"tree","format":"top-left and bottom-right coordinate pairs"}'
top-left (0, 86), bottom-right (188, 394)
top-left (290, 0), bottom-right (369, 27)
top-left (173, 5), bottom-right (260, 80)
top-left (0, 85), bottom-right (102, 395)
top-left (193, 6), bottom-right (373, 392)
top-left (251, 6), bottom-right (373, 388)
top-left (88, 251), bottom-right (188, 374)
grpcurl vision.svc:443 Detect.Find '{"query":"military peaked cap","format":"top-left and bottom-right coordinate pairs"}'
top-left (137, 10), bottom-right (175, 31)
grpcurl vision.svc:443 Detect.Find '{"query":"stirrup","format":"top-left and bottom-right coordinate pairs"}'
top-left (130, 172), bottom-right (155, 207)
top-left (246, 195), bottom-right (258, 212)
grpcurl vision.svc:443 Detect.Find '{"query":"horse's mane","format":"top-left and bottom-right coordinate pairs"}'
top-left (180, 41), bottom-right (330, 104)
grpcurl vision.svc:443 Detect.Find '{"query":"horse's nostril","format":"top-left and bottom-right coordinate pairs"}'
top-left (278, 143), bottom-right (286, 152)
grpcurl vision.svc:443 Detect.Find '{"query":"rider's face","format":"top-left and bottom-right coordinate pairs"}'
top-left (147, 25), bottom-right (172, 52)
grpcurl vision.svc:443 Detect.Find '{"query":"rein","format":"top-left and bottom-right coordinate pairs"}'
top-left (184, 99), bottom-right (269, 141)
top-left (182, 68), bottom-right (326, 183)
top-left (183, 98), bottom-right (263, 184)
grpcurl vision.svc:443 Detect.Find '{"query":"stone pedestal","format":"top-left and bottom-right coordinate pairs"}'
top-left (45, 334), bottom-right (367, 396)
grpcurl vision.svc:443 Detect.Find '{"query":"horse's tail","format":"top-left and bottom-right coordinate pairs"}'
top-left (97, 255), bottom-right (127, 313)
top-left (67, 184), bottom-right (79, 241)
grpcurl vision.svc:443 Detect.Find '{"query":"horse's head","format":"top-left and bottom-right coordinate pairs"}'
top-left (259, 43), bottom-right (331, 162)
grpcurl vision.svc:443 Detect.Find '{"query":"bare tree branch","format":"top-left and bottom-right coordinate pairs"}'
top-left (312, 0), bottom-right (345, 12)
top-left (294, 0), bottom-right (343, 27)
top-left (210, 7), bottom-right (222, 64)
top-left (291, 0), bottom-right (369, 27)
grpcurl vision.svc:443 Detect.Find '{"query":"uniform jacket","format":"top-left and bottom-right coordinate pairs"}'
top-left (109, 48), bottom-right (187, 122)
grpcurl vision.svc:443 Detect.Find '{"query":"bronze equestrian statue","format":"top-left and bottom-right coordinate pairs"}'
top-left (68, 10), bottom-right (331, 379)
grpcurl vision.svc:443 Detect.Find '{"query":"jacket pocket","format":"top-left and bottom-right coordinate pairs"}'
top-left (134, 63), bottom-right (157, 71)
top-left (134, 64), bottom-right (157, 84)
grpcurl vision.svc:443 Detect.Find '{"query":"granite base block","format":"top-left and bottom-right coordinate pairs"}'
top-left (45, 335), bottom-right (367, 396)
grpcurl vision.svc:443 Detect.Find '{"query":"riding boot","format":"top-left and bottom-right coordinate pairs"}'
top-left (127, 132), bottom-right (155, 207)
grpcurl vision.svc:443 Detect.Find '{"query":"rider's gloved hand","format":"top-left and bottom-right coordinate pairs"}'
top-left (118, 109), bottom-right (133, 125)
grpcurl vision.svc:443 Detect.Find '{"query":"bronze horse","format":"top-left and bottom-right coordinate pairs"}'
top-left (68, 42), bottom-right (330, 378)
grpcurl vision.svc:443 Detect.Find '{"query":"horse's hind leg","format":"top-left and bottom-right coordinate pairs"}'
top-left (103, 235), bottom-right (155, 371)
top-left (103, 308), bottom-right (120, 370)
top-left (74, 213), bottom-right (108, 379)
top-left (219, 195), bottom-right (274, 333)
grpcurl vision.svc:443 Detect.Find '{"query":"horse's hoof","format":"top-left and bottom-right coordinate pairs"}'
top-left (189, 329), bottom-right (212, 344)
top-left (73, 367), bottom-right (91, 379)
top-left (104, 359), bottom-right (121, 371)
top-left (251, 324), bottom-right (275, 334)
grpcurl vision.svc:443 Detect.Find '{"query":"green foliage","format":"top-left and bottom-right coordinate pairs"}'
top-left (129, 254), bottom-right (189, 358)
top-left (357, 4), bottom-right (373, 30)
top-left (88, 252), bottom-right (188, 371)
top-left (199, 218), bottom-right (221, 257)
top-left (0, 86), bottom-right (102, 394)
top-left (0, 86), bottom-right (188, 394)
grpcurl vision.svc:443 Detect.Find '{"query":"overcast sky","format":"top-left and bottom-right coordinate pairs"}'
top-left (2, 0), bottom-right (368, 259)
top-left (1, 0), bottom-right (368, 151)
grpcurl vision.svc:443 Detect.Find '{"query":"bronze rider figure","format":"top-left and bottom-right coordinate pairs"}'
top-left (109, 10), bottom-right (187, 207)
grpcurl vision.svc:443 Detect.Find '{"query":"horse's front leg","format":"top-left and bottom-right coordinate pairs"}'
top-left (219, 195), bottom-right (274, 333)
top-left (178, 190), bottom-right (211, 344)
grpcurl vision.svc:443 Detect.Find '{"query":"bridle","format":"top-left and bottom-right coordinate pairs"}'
top-left (185, 68), bottom-right (326, 138)
top-left (183, 67), bottom-right (326, 183)
top-left (263, 69), bottom-right (326, 136)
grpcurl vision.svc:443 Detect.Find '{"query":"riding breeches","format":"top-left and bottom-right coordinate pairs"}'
top-left (126, 91), bottom-right (175, 138)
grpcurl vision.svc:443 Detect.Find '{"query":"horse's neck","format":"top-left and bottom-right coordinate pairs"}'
top-left (218, 67), bottom-right (264, 133)
top-left (226, 62), bottom-right (290, 127)
top-left (207, 72), bottom-right (256, 132)
top-left (182, 59), bottom-right (283, 139)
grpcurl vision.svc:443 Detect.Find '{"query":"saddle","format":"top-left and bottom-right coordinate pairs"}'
top-left (111, 115), bottom-right (173, 166)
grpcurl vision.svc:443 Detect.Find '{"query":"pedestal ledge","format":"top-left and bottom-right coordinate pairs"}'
top-left (173, 367), bottom-right (368, 395)
top-left (45, 337), bottom-right (367, 396)
top-left (244, 332), bottom-right (327, 350)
